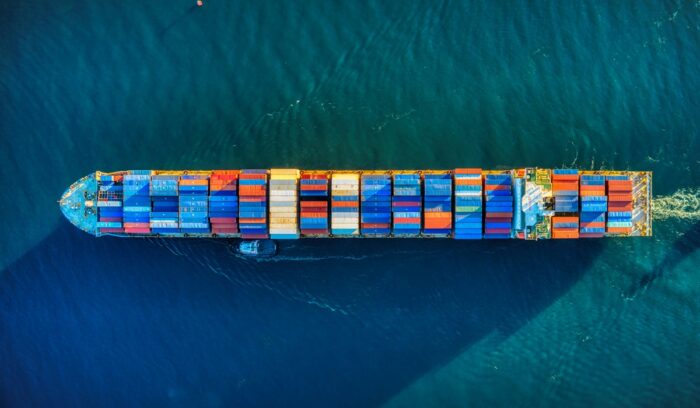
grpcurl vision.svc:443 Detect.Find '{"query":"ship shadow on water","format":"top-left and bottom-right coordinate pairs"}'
top-left (1, 223), bottom-right (604, 407)
top-left (623, 220), bottom-right (700, 299)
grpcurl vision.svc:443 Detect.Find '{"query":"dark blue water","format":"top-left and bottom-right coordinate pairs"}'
top-left (2, 0), bottom-right (700, 406)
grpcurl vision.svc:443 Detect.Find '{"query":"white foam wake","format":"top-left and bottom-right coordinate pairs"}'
top-left (652, 188), bottom-right (700, 221)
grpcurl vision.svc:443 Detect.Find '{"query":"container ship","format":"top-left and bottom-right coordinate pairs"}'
top-left (59, 168), bottom-right (652, 240)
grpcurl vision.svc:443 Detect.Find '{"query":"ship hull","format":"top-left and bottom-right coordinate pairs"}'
top-left (59, 168), bottom-right (652, 240)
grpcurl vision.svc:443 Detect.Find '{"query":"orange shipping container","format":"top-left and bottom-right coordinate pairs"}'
top-left (455, 179), bottom-right (482, 186)
top-left (424, 220), bottom-right (452, 228)
top-left (551, 174), bottom-right (579, 181)
top-left (331, 201), bottom-right (358, 207)
top-left (607, 227), bottom-right (632, 234)
top-left (552, 216), bottom-right (579, 223)
top-left (608, 194), bottom-right (633, 202)
top-left (179, 179), bottom-right (209, 186)
top-left (552, 230), bottom-right (580, 239)
top-left (239, 218), bottom-right (267, 224)
top-left (553, 181), bottom-right (579, 191)
top-left (454, 168), bottom-right (482, 174)
top-left (424, 212), bottom-right (451, 218)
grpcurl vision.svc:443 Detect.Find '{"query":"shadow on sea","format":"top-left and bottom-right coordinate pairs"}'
top-left (624, 220), bottom-right (700, 299)
top-left (1, 222), bottom-right (604, 407)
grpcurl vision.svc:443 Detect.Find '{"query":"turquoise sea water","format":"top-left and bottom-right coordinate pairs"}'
top-left (1, 0), bottom-right (700, 406)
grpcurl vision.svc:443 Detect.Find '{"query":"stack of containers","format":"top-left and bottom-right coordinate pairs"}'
top-left (552, 169), bottom-right (580, 213)
top-left (484, 173), bottom-right (513, 239)
top-left (238, 170), bottom-right (269, 238)
top-left (150, 175), bottom-right (179, 234)
top-left (122, 171), bottom-right (151, 234)
top-left (579, 174), bottom-right (607, 237)
top-left (209, 171), bottom-right (239, 235)
top-left (299, 172), bottom-right (329, 236)
top-left (551, 216), bottom-right (580, 239)
top-left (392, 173), bottom-right (421, 236)
top-left (331, 173), bottom-right (360, 236)
top-left (453, 168), bottom-right (483, 239)
top-left (361, 174), bottom-right (392, 236)
top-left (423, 173), bottom-right (452, 236)
top-left (96, 174), bottom-right (124, 233)
top-left (606, 175), bottom-right (633, 235)
top-left (269, 169), bottom-right (300, 239)
top-left (178, 175), bottom-right (210, 234)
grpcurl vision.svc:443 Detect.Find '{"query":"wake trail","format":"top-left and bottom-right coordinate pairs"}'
top-left (652, 188), bottom-right (700, 221)
top-left (148, 239), bottom-right (360, 318)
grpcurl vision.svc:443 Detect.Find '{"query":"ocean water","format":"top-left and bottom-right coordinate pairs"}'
top-left (1, 0), bottom-right (700, 406)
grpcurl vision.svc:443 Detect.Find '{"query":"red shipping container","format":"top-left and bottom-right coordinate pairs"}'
top-left (301, 229), bottom-right (329, 235)
top-left (239, 197), bottom-right (266, 203)
top-left (486, 212), bottom-right (513, 218)
top-left (99, 228), bottom-right (125, 233)
top-left (212, 227), bottom-right (238, 234)
top-left (124, 228), bottom-right (151, 234)
top-left (361, 223), bottom-right (391, 229)
top-left (484, 185), bottom-right (512, 191)
top-left (300, 185), bottom-right (328, 191)
top-left (124, 222), bottom-right (150, 228)
top-left (608, 204), bottom-right (633, 212)
top-left (210, 217), bottom-right (237, 224)
top-left (485, 228), bottom-right (511, 234)
top-left (393, 201), bottom-right (421, 207)
top-left (241, 233), bottom-right (269, 239)
top-left (580, 233), bottom-right (605, 238)
top-left (394, 217), bottom-right (421, 224)
top-left (210, 185), bottom-right (237, 191)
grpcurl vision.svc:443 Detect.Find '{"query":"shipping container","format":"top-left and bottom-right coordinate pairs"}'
top-left (331, 173), bottom-right (360, 235)
top-left (269, 169), bottom-right (300, 239)
top-left (238, 170), bottom-right (269, 238)
top-left (454, 168), bottom-right (483, 239)
top-left (484, 172), bottom-right (513, 239)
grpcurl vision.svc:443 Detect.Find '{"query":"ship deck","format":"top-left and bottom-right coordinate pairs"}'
top-left (59, 168), bottom-right (653, 239)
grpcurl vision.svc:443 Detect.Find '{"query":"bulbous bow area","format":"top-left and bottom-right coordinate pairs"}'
top-left (59, 172), bottom-right (99, 236)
